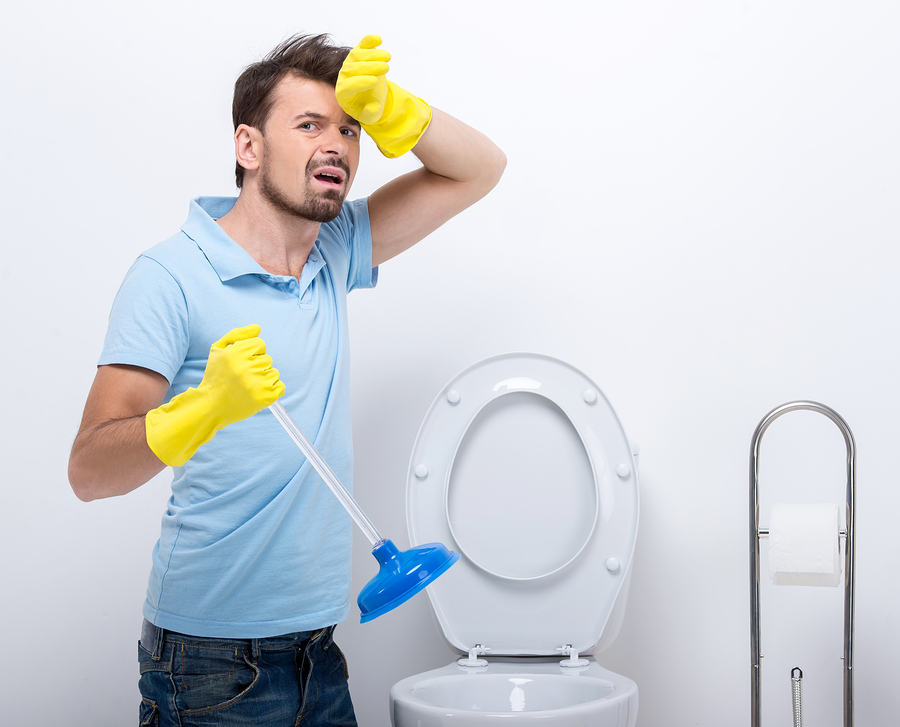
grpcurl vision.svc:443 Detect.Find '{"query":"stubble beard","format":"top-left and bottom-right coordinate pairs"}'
top-left (259, 157), bottom-right (347, 224)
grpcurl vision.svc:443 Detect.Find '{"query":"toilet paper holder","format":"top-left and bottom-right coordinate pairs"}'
top-left (749, 401), bottom-right (856, 727)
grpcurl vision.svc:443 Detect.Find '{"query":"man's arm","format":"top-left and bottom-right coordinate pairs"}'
top-left (69, 326), bottom-right (285, 501)
top-left (68, 364), bottom-right (170, 502)
top-left (336, 35), bottom-right (506, 267)
top-left (368, 107), bottom-right (507, 267)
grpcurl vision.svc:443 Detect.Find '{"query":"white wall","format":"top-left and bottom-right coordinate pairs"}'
top-left (2, 1), bottom-right (898, 724)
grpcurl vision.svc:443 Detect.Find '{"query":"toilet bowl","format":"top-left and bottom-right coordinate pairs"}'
top-left (390, 353), bottom-right (640, 726)
top-left (391, 659), bottom-right (637, 726)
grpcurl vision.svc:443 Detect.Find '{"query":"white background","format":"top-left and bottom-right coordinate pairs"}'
top-left (2, 1), bottom-right (898, 725)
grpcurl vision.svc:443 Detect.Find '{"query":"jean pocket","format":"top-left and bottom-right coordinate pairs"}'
top-left (139, 697), bottom-right (158, 727)
top-left (173, 643), bottom-right (260, 715)
top-left (329, 641), bottom-right (350, 682)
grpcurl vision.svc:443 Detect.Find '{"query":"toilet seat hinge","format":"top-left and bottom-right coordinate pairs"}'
top-left (458, 644), bottom-right (491, 667)
top-left (557, 644), bottom-right (590, 668)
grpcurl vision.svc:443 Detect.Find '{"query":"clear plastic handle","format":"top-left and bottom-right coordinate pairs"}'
top-left (268, 401), bottom-right (385, 547)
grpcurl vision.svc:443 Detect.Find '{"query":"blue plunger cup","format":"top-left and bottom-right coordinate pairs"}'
top-left (358, 539), bottom-right (459, 623)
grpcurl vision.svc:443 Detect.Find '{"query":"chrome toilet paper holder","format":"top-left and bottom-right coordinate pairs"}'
top-left (749, 401), bottom-right (856, 727)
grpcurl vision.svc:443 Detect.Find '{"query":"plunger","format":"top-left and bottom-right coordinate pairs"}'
top-left (269, 400), bottom-right (460, 623)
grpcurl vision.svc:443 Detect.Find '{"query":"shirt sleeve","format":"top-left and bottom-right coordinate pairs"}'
top-left (98, 255), bottom-right (190, 384)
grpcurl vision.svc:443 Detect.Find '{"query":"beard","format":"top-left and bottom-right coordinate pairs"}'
top-left (259, 157), bottom-right (349, 223)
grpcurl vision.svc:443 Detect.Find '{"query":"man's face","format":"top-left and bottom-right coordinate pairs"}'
top-left (256, 75), bottom-right (361, 223)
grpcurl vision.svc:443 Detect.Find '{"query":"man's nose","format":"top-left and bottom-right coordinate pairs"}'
top-left (319, 125), bottom-right (349, 156)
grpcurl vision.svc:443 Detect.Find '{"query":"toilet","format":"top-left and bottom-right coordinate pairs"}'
top-left (390, 353), bottom-right (640, 726)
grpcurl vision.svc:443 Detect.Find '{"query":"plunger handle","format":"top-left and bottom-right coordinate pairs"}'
top-left (269, 401), bottom-right (385, 547)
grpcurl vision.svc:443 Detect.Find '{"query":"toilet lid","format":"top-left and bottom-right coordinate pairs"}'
top-left (407, 353), bottom-right (639, 656)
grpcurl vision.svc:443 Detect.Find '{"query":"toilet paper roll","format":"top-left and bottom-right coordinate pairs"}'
top-left (768, 503), bottom-right (842, 587)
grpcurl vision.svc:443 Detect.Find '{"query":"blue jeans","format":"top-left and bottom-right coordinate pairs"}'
top-left (138, 620), bottom-right (357, 726)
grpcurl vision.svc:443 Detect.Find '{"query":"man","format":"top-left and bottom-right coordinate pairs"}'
top-left (68, 33), bottom-right (505, 726)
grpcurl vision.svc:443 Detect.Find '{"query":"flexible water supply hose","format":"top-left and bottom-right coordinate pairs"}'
top-left (791, 667), bottom-right (803, 727)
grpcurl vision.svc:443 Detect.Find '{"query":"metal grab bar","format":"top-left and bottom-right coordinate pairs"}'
top-left (749, 401), bottom-right (856, 727)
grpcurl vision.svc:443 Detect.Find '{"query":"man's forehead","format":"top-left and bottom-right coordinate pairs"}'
top-left (271, 75), bottom-right (357, 125)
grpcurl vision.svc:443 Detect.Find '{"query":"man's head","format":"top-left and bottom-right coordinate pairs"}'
top-left (232, 34), bottom-right (350, 189)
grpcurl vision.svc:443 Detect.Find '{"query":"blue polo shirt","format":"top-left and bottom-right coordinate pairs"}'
top-left (100, 196), bottom-right (377, 637)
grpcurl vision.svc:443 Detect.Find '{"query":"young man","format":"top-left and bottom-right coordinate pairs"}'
top-left (68, 33), bottom-right (505, 726)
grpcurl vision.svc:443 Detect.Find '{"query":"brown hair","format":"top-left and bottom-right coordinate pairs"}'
top-left (232, 33), bottom-right (350, 188)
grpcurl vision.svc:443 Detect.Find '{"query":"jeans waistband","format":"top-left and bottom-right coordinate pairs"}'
top-left (140, 619), bottom-right (334, 659)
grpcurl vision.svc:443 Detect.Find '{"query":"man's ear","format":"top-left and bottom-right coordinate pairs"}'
top-left (234, 124), bottom-right (263, 176)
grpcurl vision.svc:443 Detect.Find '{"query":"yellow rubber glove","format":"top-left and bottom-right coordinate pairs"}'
top-left (336, 35), bottom-right (432, 159)
top-left (145, 325), bottom-right (286, 467)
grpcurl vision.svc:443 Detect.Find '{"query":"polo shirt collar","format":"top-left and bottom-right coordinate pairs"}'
top-left (181, 196), bottom-right (326, 284)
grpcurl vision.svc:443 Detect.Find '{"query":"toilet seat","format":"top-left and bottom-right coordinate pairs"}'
top-left (406, 353), bottom-right (639, 656)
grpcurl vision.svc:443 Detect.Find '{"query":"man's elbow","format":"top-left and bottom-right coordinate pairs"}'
top-left (483, 144), bottom-right (507, 193)
top-left (67, 448), bottom-right (122, 502)
top-left (68, 442), bottom-right (163, 501)
top-left (461, 143), bottom-right (506, 207)
top-left (68, 456), bottom-right (100, 502)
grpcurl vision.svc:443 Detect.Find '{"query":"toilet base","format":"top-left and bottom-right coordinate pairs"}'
top-left (390, 658), bottom-right (638, 726)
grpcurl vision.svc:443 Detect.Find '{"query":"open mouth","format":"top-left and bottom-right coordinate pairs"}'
top-left (314, 172), bottom-right (341, 184)
top-left (311, 167), bottom-right (346, 188)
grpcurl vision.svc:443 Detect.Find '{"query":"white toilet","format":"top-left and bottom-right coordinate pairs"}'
top-left (390, 353), bottom-right (640, 726)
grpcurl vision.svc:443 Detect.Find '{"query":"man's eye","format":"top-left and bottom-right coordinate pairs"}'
top-left (341, 128), bottom-right (358, 137)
